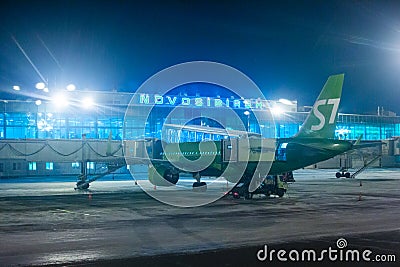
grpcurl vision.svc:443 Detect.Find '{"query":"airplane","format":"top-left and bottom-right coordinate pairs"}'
top-left (141, 73), bottom-right (380, 199)
top-left (77, 74), bottom-right (377, 198)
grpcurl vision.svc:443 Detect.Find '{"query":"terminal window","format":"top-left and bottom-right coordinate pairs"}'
top-left (46, 162), bottom-right (54, 170)
top-left (12, 162), bottom-right (22, 171)
top-left (28, 162), bottom-right (37, 171)
top-left (72, 162), bottom-right (80, 169)
top-left (87, 162), bottom-right (95, 170)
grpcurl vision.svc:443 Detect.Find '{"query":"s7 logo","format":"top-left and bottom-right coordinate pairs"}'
top-left (311, 98), bottom-right (340, 131)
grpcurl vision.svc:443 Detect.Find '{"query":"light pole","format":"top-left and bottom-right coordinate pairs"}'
top-left (244, 110), bottom-right (250, 132)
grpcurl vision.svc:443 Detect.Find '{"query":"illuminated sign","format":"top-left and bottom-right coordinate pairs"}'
top-left (136, 94), bottom-right (269, 110)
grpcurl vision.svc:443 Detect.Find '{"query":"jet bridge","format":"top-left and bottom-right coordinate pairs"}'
top-left (0, 139), bottom-right (124, 162)
top-left (0, 137), bottom-right (276, 169)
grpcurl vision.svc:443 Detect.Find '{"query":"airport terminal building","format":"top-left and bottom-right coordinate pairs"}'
top-left (1, 89), bottom-right (400, 177)
top-left (2, 90), bottom-right (400, 141)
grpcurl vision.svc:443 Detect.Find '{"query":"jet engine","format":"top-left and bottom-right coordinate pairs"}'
top-left (148, 165), bottom-right (179, 186)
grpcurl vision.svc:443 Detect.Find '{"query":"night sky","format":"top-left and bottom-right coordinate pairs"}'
top-left (1, 0), bottom-right (400, 114)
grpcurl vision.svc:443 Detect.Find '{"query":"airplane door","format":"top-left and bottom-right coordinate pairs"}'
top-left (222, 139), bottom-right (238, 162)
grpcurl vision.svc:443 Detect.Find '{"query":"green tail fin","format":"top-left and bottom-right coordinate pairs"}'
top-left (295, 74), bottom-right (344, 139)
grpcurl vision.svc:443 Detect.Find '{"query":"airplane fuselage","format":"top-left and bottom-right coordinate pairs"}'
top-left (154, 137), bottom-right (353, 182)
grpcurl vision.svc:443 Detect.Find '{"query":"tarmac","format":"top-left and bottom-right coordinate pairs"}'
top-left (0, 168), bottom-right (399, 266)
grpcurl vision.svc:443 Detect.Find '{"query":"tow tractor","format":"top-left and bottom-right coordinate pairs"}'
top-left (230, 172), bottom-right (293, 199)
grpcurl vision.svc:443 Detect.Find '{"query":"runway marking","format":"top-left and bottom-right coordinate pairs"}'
top-left (54, 209), bottom-right (73, 213)
top-left (51, 209), bottom-right (92, 217)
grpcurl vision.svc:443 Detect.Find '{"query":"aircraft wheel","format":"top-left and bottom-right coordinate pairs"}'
top-left (345, 172), bottom-right (351, 178)
top-left (335, 172), bottom-right (342, 178)
top-left (276, 188), bottom-right (285, 198)
top-left (76, 180), bottom-right (89, 190)
top-left (232, 192), bottom-right (241, 199)
top-left (193, 182), bottom-right (207, 192)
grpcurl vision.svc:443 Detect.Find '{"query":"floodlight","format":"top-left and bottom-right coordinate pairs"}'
top-left (271, 106), bottom-right (284, 115)
top-left (52, 93), bottom-right (69, 107)
top-left (35, 82), bottom-right (46, 90)
top-left (82, 97), bottom-right (94, 109)
top-left (35, 100), bottom-right (42, 106)
top-left (278, 98), bottom-right (292, 105)
top-left (66, 84), bottom-right (76, 91)
top-left (13, 85), bottom-right (20, 91)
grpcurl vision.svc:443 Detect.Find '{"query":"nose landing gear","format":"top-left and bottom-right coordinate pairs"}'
top-left (192, 172), bottom-right (207, 192)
